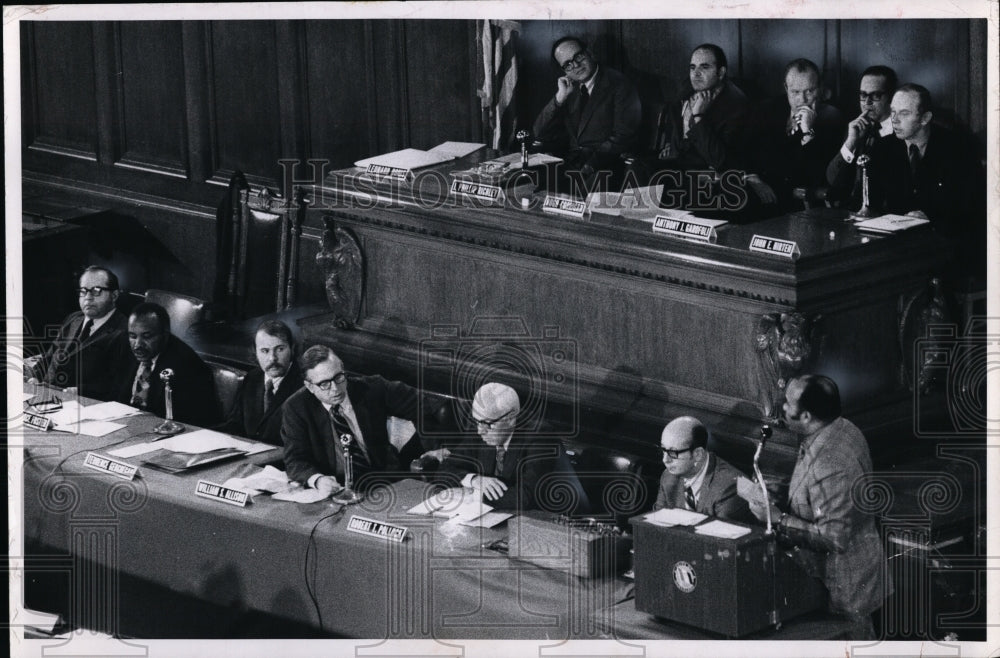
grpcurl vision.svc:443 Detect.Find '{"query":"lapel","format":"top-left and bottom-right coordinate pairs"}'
top-left (695, 454), bottom-right (718, 514)
top-left (251, 364), bottom-right (300, 435)
top-left (308, 392), bottom-right (340, 473)
top-left (575, 69), bottom-right (605, 137)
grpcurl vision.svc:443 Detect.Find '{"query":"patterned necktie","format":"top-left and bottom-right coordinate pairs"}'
top-left (684, 486), bottom-right (697, 511)
top-left (908, 143), bottom-right (921, 178)
top-left (494, 447), bottom-right (506, 477)
top-left (131, 361), bottom-right (152, 408)
top-left (78, 319), bottom-right (93, 342)
top-left (330, 405), bottom-right (369, 467)
top-left (263, 378), bottom-right (275, 413)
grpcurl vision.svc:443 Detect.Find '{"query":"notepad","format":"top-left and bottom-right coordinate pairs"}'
top-left (355, 148), bottom-right (455, 171)
top-left (643, 507), bottom-right (707, 527)
top-left (854, 213), bottom-right (930, 233)
top-left (694, 519), bottom-right (752, 539)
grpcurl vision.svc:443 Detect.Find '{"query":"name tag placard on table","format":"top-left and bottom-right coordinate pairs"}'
top-left (84, 452), bottom-right (139, 481)
top-left (542, 195), bottom-right (588, 219)
top-left (449, 179), bottom-right (505, 206)
top-left (195, 480), bottom-right (251, 508)
top-left (749, 234), bottom-right (800, 259)
top-left (652, 215), bottom-right (726, 243)
top-left (346, 515), bottom-right (408, 543)
top-left (365, 164), bottom-right (410, 183)
top-left (24, 411), bottom-right (53, 431)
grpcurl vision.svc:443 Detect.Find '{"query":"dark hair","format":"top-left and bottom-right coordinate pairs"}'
top-left (691, 43), bottom-right (727, 70)
top-left (129, 302), bottom-right (170, 333)
top-left (79, 265), bottom-right (119, 291)
top-left (299, 344), bottom-right (338, 374)
top-left (255, 319), bottom-right (295, 349)
top-left (895, 82), bottom-right (933, 115)
top-left (792, 374), bottom-right (841, 422)
top-left (784, 58), bottom-right (821, 82)
top-left (689, 422), bottom-right (709, 450)
top-left (860, 65), bottom-right (898, 93)
top-left (551, 36), bottom-right (587, 64)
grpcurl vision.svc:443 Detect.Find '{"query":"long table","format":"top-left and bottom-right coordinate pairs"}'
top-left (21, 392), bottom-right (851, 640)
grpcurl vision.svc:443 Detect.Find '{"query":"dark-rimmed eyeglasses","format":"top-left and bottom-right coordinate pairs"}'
top-left (660, 445), bottom-right (695, 460)
top-left (559, 51), bottom-right (589, 72)
top-left (473, 409), bottom-right (516, 430)
top-left (308, 372), bottom-right (347, 391)
top-left (859, 91), bottom-right (886, 102)
top-left (77, 286), bottom-right (112, 297)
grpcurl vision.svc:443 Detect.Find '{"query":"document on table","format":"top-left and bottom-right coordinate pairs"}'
top-left (643, 507), bottom-right (707, 527)
top-left (854, 213), bottom-right (930, 233)
top-left (426, 141), bottom-right (485, 159)
top-left (586, 185), bottom-right (664, 219)
top-left (223, 465), bottom-right (291, 495)
top-left (51, 420), bottom-right (125, 437)
top-left (355, 148), bottom-right (455, 171)
top-left (272, 487), bottom-right (333, 503)
top-left (694, 519), bottom-right (752, 539)
top-left (490, 151), bottom-right (563, 168)
top-left (78, 401), bottom-right (144, 420)
top-left (736, 475), bottom-right (766, 506)
top-left (107, 429), bottom-right (275, 458)
top-left (407, 487), bottom-right (495, 522)
top-left (453, 510), bottom-right (512, 528)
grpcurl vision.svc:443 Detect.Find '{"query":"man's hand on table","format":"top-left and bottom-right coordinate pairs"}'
top-left (315, 475), bottom-right (344, 496)
top-left (472, 475), bottom-right (508, 502)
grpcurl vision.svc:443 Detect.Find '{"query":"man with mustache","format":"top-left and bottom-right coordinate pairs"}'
top-left (115, 302), bottom-right (218, 426)
top-left (218, 320), bottom-right (302, 445)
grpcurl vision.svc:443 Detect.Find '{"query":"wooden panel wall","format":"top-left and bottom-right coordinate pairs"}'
top-left (20, 18), bottom-right (986, 306)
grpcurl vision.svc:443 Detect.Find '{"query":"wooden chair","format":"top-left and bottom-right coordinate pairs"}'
top-left (206, 360), bottom-right (247, 422)
top-left (144, 289), bottom-right (208, 339)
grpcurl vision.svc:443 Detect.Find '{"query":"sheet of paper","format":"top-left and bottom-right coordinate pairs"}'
top-left (21, 608), bottom-right (61, 633)
top-left (107, 442), bottom-right (161, 458)
top-left (42, 400), bottom-right (85, 427)
top-left (643, 507), bottom-right (707, 527)
top-left (491, 151), bottom-right (563, 167)
top-left (272, 487), bottom-right (332, 503)
top-left (587, 185), bottom-right (664, 218)
top-left (79, 401), bottom-right (143, 420)
top-left (354, 148), bottom-right (455, 171)
top-left (406, 487), bottom-right (492, 519)
top-left (152, 428), bottom-right (256, 454)
top-left (454, 511), bottom-right (512, 528)
top-left (52, 420), bottom-right (125, 437)
top-left (427, 141), bottom-right (485, 159)
top-left (854, 213), bottom-right (930, 233)
top-left (223, 465), bottom-right (291, 494)
top-left (736, 475), bottom-right (766, 505)
top-left (694, 519), bottom-right (752, 539)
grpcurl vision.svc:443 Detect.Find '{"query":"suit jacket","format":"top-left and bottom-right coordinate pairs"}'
top-left (218, 364), bottom-right (303, 445)
top-left (37, 310), bottom-right (129, 401)
top-left (659, 79), bottom-right (750, 172)
top-left (280, 375), bottom-right (425, 487)
top-left (115, 335), bottom-right (218, 427)
top-left (438, 432), bottom-right (562, 511)
top-left (779, 417), bottom-right (889, 617)
top-left (533, 66), bottom-right (642, 157)
top-left (750, 97), bottom-right (846, 207)
top-left (653, 452), bottom-right (753, 524)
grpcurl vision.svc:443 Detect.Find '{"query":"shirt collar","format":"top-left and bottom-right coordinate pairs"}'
top-left (266, 374), bottom-right (284, 392)
top-left (86, 307), bottom-right (116, 333)
top-left (321, 394), bottom-right (353, 415)
top-left (904, 129), bottom-right (930, 156)
top-left (582, 66), bottom-right (599, 95)
top-left (878, 117), bottom-right (893, 137)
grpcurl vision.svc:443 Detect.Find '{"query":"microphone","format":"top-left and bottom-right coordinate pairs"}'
top-left (332, 433), bottom-right (363, 505)
top-left (516, 130), bottom-right (531, 170)
top-left (153, 368), bottom-right (185, 436)
top-left (752, 423), bottom-right (774, 535)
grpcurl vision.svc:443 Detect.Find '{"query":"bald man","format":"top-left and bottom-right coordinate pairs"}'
top-left (438, 383), bottom-right (562, 511)
top-left (654, 416), bottom-right (752, 523)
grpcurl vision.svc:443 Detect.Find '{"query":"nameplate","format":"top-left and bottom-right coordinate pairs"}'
top-left (652, 215), bottom-right (720, 242)
top-left (84, 452), bottom-right (138, 481)
top-left (195, 480), bottom-right (250, 507)
top-left (542, 195), bottom-right (588, 218)
top-left (24, 411), bottom-right (53, 431)
top-left (749, 234), bottom-right (800, 259)
top-left (450, 179), bottom-right (504, 204)
top-left (346, 515), bottom-right (408, 542)
top-left (366, 164), bottom-right (409, 182)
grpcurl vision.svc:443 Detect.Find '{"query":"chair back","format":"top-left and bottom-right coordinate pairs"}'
top-left (206, 361), bottom-right (247, 422)
top-left (144, 289), bottom-right (207, 339)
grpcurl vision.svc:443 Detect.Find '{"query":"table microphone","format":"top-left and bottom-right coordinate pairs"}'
top-left (332, 433), bottom-right (363, 505)
top-left (153, 368), bottom-right (184, 436)
top-left (753, 423), bottom-right (774, 535)
top-left (516, 130), bottom-right (531, 169)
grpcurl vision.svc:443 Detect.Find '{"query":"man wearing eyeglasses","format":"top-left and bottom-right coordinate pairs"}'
top-left (653, 416), bottom-right (752, 523)
top-left (438, 383), bottom-right (560, 511)
top-left (825, 66), bottom-right (897, 202)
top-left (114, 301), bottom-right (218, 426)
top-left (532, 36), bottom-right (641, 189)
top-left (281, 345), bottom-right (430, 495)
top-left (27, 266), bottom-right (129, 400)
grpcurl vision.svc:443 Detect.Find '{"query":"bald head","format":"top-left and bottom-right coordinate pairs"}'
top-left (660, 416), bottom-right (708, 477)
top-left (472, 383), bottom-right (520, 446)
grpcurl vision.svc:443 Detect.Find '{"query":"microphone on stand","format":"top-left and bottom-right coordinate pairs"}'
top-left (153, 368), bottom-right (185, 436)
top-left (332, 433), bottom-right (364, 505)
top-left (516, 130), bottom-right (531, 170)
top-left (753, 423), bottom-right (774, 535)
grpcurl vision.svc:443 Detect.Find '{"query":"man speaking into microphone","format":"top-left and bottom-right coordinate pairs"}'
top-left (115, 302), bottom-right (218, 426)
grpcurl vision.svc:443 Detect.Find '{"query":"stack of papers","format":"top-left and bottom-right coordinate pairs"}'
top-left (41, 400), bottom-right (131, 437)
top-left (407, 488), bottom-right (511, 528)
top-left (694, 519), bottom-right (752, 539)
top-left (355, 142), bottom-right (485, 171)
top-left (107, 428), bottom-right (276, 459)
top-left (642, 507), bottom-right (707, 527)
top-left (854, 213), bottom-right (930, 233)
top-left (223, 465), bottom-right (292, 496)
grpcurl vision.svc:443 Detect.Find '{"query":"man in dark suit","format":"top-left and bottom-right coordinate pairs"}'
top-left (280, 345), bottom-right (430, 494)
top-left (653, 416), bottom-right (752, 523)
top-left (532, 36), bottom-right (641, 191)
top-left (27, 266), bottom-right (129, 400)
top-left (748, 58), bottom-right (846, 213)
top-left (116, 302), bottom-right (218, 426)
top-left (860, 84), bottom-right (985, 281)
top-left (217, 320), bottom-right (302, 445)
top-left (750, 375), bottom-right (889, 640)
top-left (438, 383), bottom-right (561, 511)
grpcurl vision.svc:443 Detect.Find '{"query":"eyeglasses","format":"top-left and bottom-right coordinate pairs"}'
top-left (859, 91), bottom-right (886, 102)
top-left (559, 50), bottom-right (589, 72)
top-left (473, 409), bottom-right (516, 430)
top-left (308, 372), bottom-right (347, 391)
top-left (661, 445), bottom-right (696, 460)
top-left (77, 286), bottom-right (112, 297)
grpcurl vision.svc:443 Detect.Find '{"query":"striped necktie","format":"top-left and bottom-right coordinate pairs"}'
top-left (330, 405), bottom-right (369, 467)
top-left (684, 486), bottom-right (697, 511)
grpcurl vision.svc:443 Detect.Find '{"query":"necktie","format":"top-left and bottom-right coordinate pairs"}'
top-left (494, 447), bottom-right (506, 477)
top-left (684, 486), bottom-right (697, 511)
top-left (908, 143), bottom-right (921, 178)
top-left (78, 319), bottom-right (93, 342)
top-left (131, 361), bottom-right (152, 408)
top-left (331, 405), bottom-right (369, 467)
top-left (578, 85), bottom-right (590, 113)
top-left (263, 378), bottom-right (275, 413)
